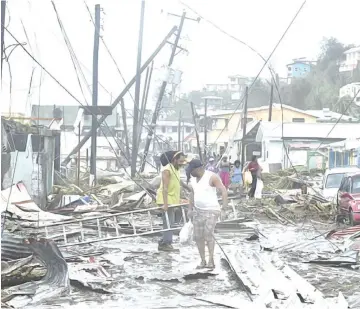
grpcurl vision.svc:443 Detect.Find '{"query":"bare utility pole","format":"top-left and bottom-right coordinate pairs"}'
top-left (181, 118), bottom-right (185, 152)
top-left (190, 101), bottom-right (203, 162)
top-left (268, 83), bottom-right (274, 121)
top-left (120, 98), bottom-right (130, 160)
top-left (131, 0), bottom-right (145, 177)
top-left (204, 98), bottom-right (208, 160)
top-left (77, 122), bottom-right (81, 187)
top-left (140, 11), bottom-right (192, 172)
top-left (178, 110), bottom-right (182, 150)
top-left (62, 27), bottom-right (177, 166)
top-left (90, 4), bottom-right (100, 186)
top-left (137, 61), bottom-right (154, 147)
top-left (241, 86), bottom-right (249, 171)
top-left (1, 0), bottom-right (6, 82)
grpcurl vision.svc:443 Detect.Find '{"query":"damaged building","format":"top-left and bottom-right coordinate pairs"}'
top-left (1, 117), bottom-right (60, 209)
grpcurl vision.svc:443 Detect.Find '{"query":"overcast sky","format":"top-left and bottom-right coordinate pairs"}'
top-left (1, 0), bottom-right (360, 115)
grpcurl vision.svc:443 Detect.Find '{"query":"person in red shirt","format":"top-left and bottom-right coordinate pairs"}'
top-left (246, 156), bottom-right (260, 198)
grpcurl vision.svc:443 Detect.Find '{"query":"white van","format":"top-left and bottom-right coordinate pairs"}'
top-left (322, 166), bottom-right (360, 201)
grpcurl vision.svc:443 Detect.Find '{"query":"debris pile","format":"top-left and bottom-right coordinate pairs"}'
top-left (262, 167), bottom-right (324, 192)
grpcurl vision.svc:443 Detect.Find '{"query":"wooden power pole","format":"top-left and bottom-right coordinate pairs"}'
top-left (190, 101), bottom-right (203, 162)
top-left (241, 86), bottom-right (249, 171)
top-left (90, 4), bottom-right (100, 186)
top-left (62, 27), bottom-right (177, 166)
top-left (268, 83), bottom-right (274, 121)
top-left (140, 12), bottom-right (187, 172)
top-left (178, 110), bottom-right (182, 150)
top-left (131, 0), bottom-right (145, 177)
top-left (204, 98), bottom-right (208, 160)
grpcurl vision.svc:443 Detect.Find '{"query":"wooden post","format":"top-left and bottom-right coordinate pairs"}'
top-left (178, 110), bottom-right (182, 150)
top-left (90, 4), bottom-right (100, 186)
top-left (140, 12), bottom-right (187, 172)
top-left (241, 86), bottom-right (249, 171)
top-left (131, 0), bottom-right (146, 177)
top-left (190, 101), bottom-right (203, 162)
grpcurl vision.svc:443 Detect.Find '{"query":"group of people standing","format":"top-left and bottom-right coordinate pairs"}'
top-left (154, 150), bottom-right (262, 269)
top-left (204, 155), bottom-right (262, 198)
top-left (155, 150), bottom-right (228, 269)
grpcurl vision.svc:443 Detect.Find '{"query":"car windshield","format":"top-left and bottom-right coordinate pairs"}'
top-left (325, 173), bottom-right (345, 189)
top-left (352, 176), bottom-right (360, 193)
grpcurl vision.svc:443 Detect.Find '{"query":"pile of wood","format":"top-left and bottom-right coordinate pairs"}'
top-left (262, 167), bottom-right (324, 192)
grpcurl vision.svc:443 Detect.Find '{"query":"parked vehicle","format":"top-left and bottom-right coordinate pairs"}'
top-left (321, 166), bottom-right (360, 201)
top-left (337, 172), bottom-right (360, 226)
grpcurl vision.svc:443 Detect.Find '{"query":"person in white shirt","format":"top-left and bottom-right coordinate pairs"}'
top-left (186, 159), bottom-right (228, 269)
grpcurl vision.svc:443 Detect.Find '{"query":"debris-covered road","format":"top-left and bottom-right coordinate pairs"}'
top-left (11, 219), bottom-right (358, 309)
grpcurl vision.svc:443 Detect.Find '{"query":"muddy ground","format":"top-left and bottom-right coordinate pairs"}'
top-left (22, 217), bottom-right (360, 309)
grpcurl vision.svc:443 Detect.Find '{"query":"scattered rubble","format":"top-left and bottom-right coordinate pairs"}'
top-left (2, 238), bottom-right (70, 308)
top-left (1, 166), bottom-right (358, 308)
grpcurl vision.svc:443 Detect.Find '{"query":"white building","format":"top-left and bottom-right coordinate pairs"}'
top-left (204, 75), bottom-right (251, 93)
top-left (234, 121), bottom-right (360, 172)
top-left (339, 46), bottom-right (360, 73)
top-left (339, 82), bottom-right (360, 105)
top-left (306, 108), bottom-right (358, 122)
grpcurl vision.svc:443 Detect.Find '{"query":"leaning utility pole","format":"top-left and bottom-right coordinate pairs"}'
top-left (120, 98), bottom-right (130, 160)
top-left (90, 4), bottom-right (100, 186)
top-left (178, 110), bottom-right (182, 150)
top-left (204, 98), bottom-right (208, 159)
top-left (137, 61), bottom-right (153, 148)
top-left (61, 26), bottom-right (177, 166)
top-left (0, 0), bottom-right (6, 82)
top-left (140, 12), bottom-right (187, 172)
top-left (131, 0), bottom-right (145, 177)
top-left (241, 86), bottom-right (249, 171)
top-left (190, 101), bottom-right (203, 162)
top-left (268, 83), bottom-right (274, 121)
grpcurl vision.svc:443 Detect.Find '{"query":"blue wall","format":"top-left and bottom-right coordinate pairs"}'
top-left (287, 62), bottom-right (311, 79)
top-left (329, 150), bottom-right (350, 168)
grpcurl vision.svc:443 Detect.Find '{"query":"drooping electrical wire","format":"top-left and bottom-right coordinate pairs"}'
top-left (3, 26), bottom-right (163, 197)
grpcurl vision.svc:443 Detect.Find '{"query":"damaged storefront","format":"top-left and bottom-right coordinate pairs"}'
top-left (1, 118), bottom-right (60, 209)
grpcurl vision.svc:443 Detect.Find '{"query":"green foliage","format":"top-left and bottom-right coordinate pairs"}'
top-left (160, 38), bottom-right (358, 120)
top-left (281, 37), bottom-right (358, 114)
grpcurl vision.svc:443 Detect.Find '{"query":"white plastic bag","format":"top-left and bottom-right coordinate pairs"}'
top-left (244, 171), bottom-right (252, 185)
top-left (255, 178), bottom-right (263, 199)
top-left (179, 221), bottom-right (193, 245)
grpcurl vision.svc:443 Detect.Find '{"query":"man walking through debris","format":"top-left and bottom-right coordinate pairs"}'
top-left (186, 159), bottom-right (228, 269)
top-left (156, 150), bottom-right (189, 251)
